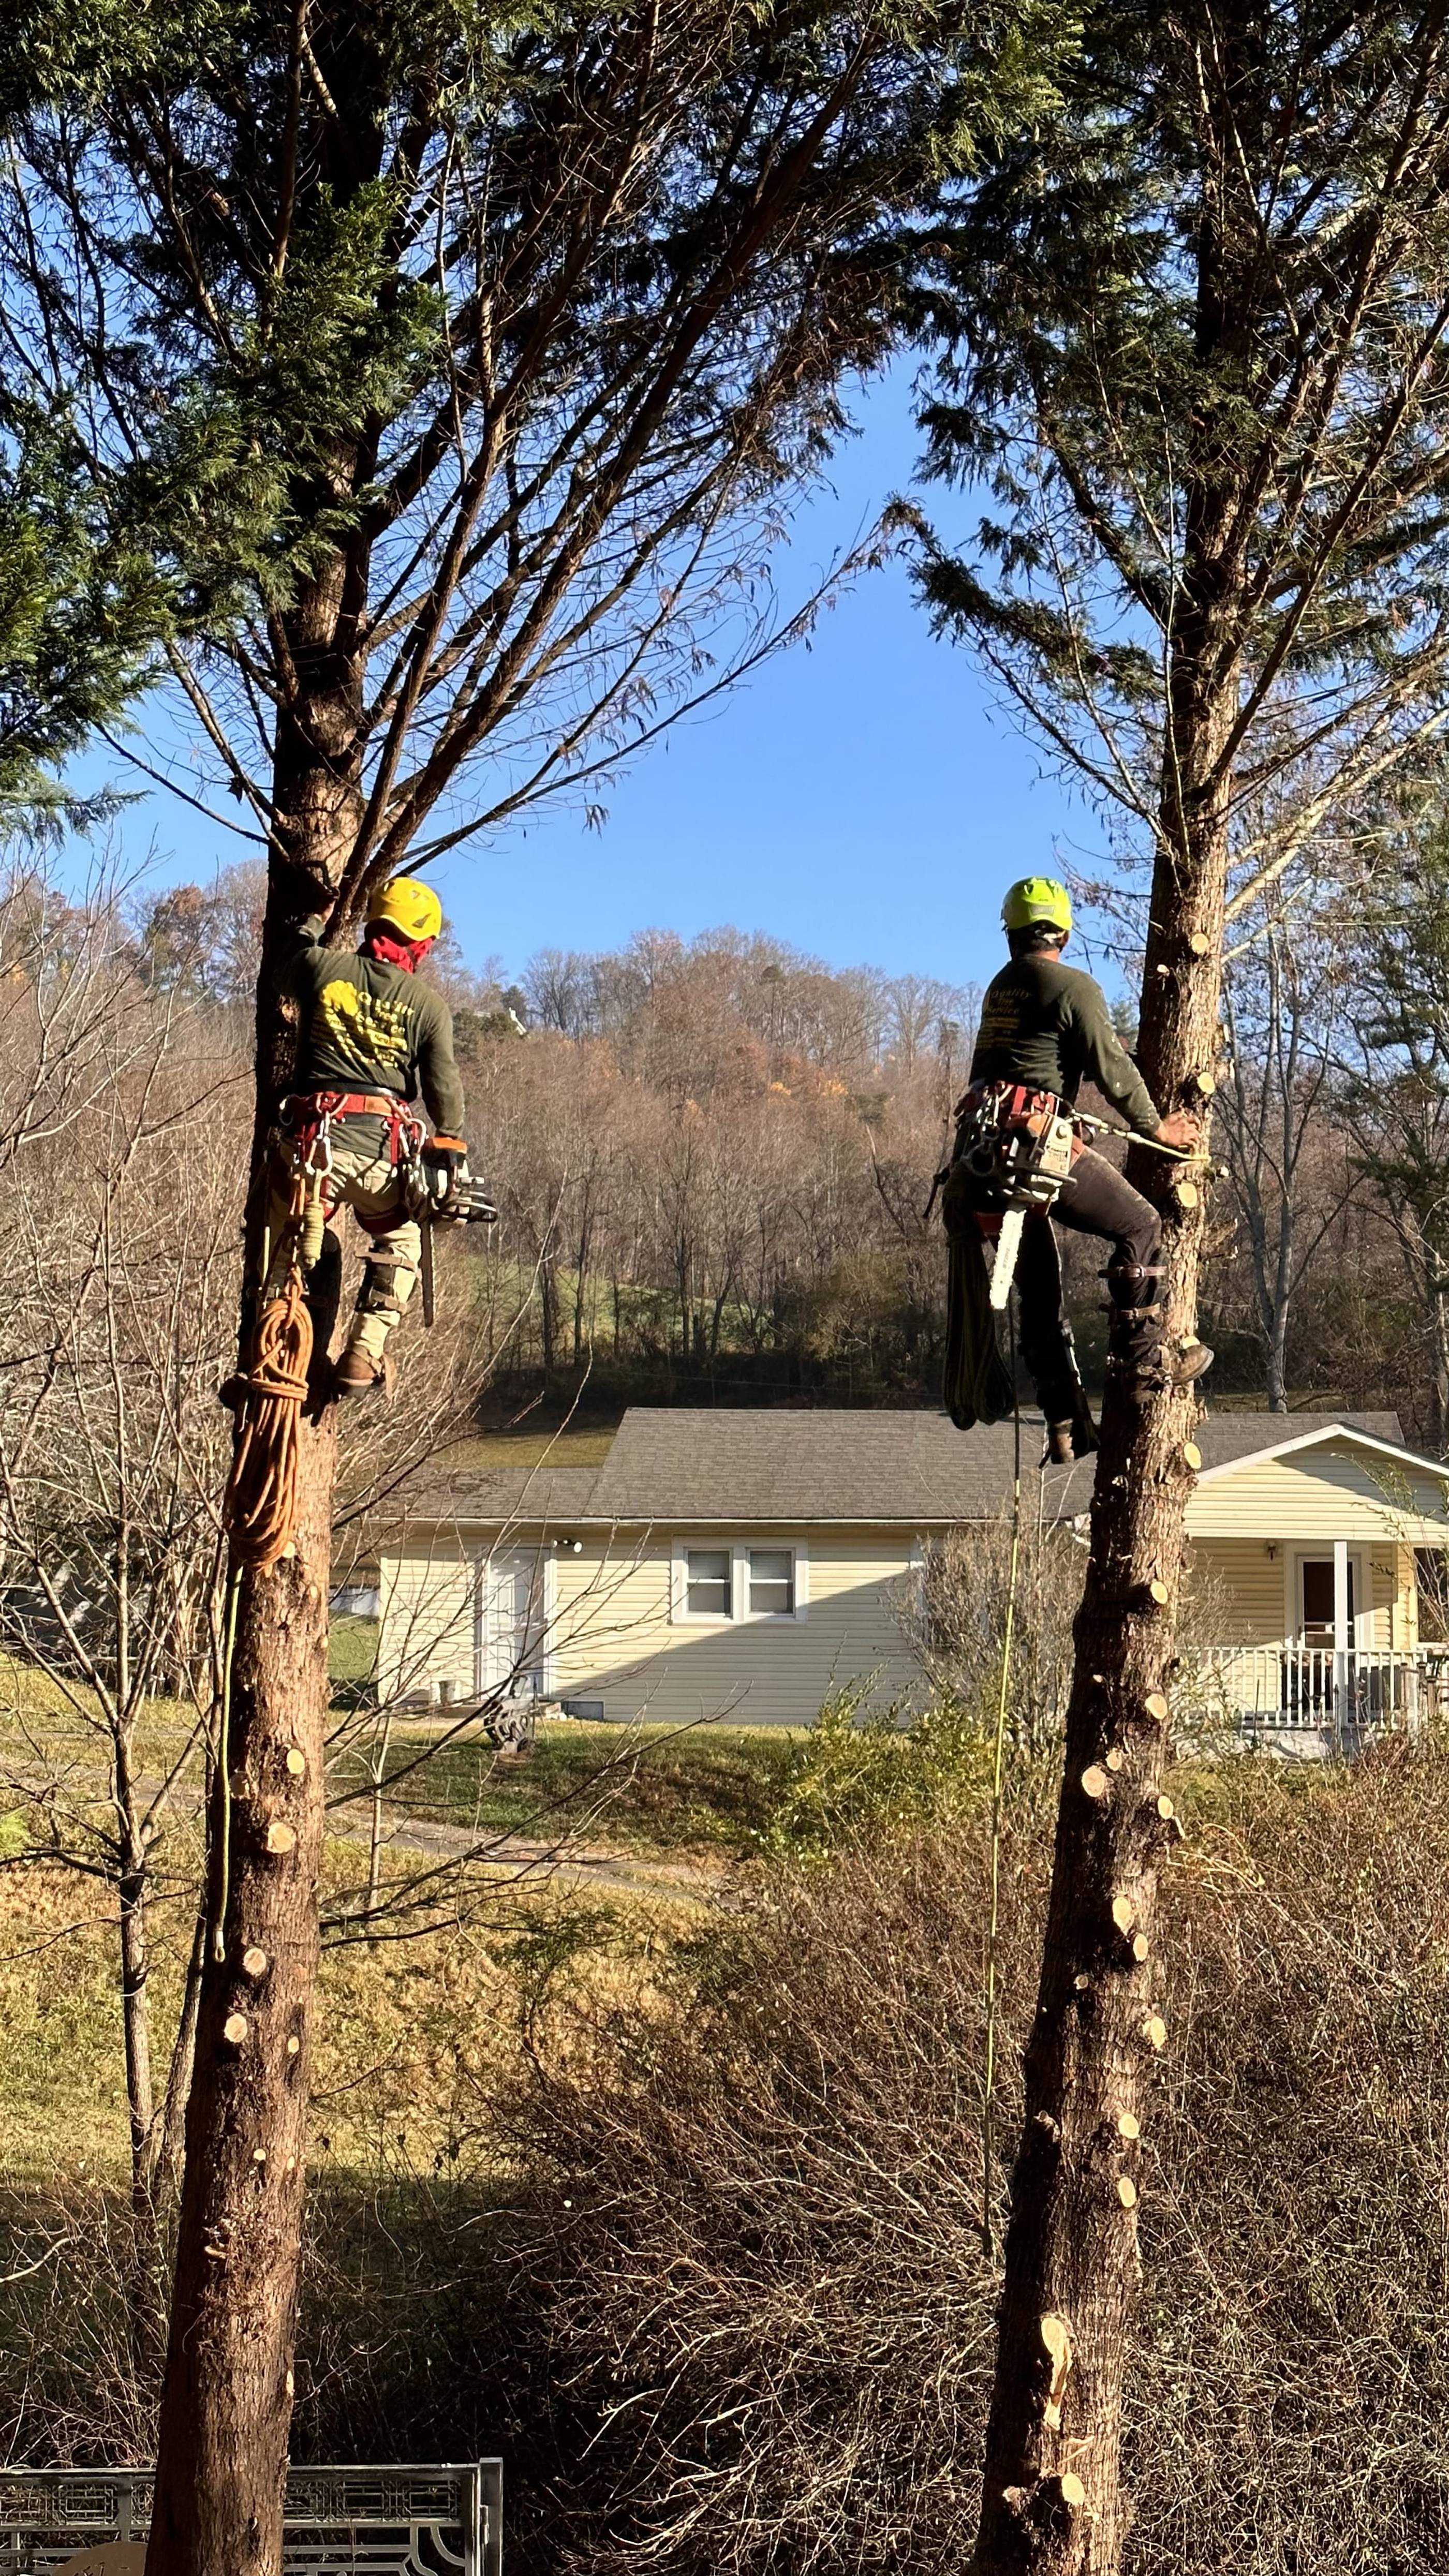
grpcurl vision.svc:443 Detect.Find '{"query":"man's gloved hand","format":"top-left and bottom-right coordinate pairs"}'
top-left (421, 1135), bottom-right (469, 1213)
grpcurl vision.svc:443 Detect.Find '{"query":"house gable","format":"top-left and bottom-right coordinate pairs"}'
top-left (1187, 1429), bottom-right (1449, 1544)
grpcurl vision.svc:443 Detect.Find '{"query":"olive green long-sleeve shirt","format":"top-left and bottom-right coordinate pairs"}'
top-left (283, 921), bottom-right (466, 1136)
top-left (969, 954), bottom-right (1160, 1137)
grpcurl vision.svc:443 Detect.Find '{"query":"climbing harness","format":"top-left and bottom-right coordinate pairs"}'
top-left (949, 1083), bottom-right (1085, 1310)
top-left (222, 1091), bottom-right (497, 1567)
top-left (929, 1084), bottom-right (1200, 1322)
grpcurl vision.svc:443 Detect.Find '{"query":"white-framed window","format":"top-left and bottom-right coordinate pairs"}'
top-left (682, 1545), bottom-right (734, 1621)
top-left (746, 1546), bottom-right (795, 1618)
top-left (670, 1538), bottom-right (810, 1623)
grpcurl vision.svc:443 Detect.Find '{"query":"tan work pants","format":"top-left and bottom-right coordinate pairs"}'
top-left (265, 1119), bottom-right (423, 1365)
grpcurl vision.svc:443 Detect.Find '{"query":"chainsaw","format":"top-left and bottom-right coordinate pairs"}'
top-left (948, 1086), bottom-right (1196, 1311)
top-left (952, 1086), bottom-right (1082, 1309)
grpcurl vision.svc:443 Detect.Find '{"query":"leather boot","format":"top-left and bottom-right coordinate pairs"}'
top-left (1115, 1338), bottom-right (1215, 1394)
top-left (334, 1342), bottom-right (386, 1396)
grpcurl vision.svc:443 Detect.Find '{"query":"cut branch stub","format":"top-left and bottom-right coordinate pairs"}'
top-left (1141, 2014), bottom-right (1167, 2051)
top-left (222, 2014), bottom-right (248, 2048)
top-left (1147, 1578), bottom-right (1170, 1607)
top-left (1156, 1794), bottom-right (1175, 1822)
top-left (1116, 2175), bottom-right (1138, 2211)
top-left (1182, 1440), bottom-right (1202, 1470)
top-left (1174, 1179), bottom-right (1199, 1208)
top-left (1110, 1895), bottom-right (1136, 1935)
top-left (1116, 2111), bottom-right (1141, 2141)
top-left (1130, 1932), bottom-right (1150, 1963)
top-left (1039, 2312), bottom-right (1073, 2430)
top-left (285, 1748), bottom-right (307, 1778)
top-left (1081, 1764), bottom-right (1110, 1800)
top-left (1144, 1692), bottom-right (1170, 1722)
top-left (241, 1946), bottom-right (269, 1979)
top-left (265, 1820), bottom-right (297, 1855)
top-left (1105, 1746), bottom-right (1126, 1772)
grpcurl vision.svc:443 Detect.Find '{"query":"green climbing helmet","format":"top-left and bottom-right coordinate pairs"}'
top-left (1001, 875), bottom-right (1073, 936)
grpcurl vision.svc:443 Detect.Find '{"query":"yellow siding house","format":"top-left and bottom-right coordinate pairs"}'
top-left (376, 1408), bottom-right (1449, 1752)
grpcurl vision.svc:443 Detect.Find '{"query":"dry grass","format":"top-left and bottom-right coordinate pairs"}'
top-left (9, 1744), bottom-right (1449, 2575)
top-left (484, 1749), bottom-right (1449, 2576)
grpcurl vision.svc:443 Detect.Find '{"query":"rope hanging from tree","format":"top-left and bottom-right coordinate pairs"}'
top-left (981, 1306), bottom-right (1023, 2261)
top-left (222, 1177), bottom-right (315, 1571)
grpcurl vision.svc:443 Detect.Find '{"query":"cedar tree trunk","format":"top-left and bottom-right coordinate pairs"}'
top-left (970, 532), bottom-right (1243, 2573)
top-left (146, 543), bottom-right (365, 2575)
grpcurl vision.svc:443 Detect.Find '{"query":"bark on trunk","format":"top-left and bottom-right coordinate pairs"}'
top-left (147, 556), bottom-right (364, 2574)
top-left (971, 588), bottom-right (1241, 2576)
top-left (146, 1430), bottom-right (333, 2576)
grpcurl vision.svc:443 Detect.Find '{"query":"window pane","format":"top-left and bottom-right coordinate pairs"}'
top-left (749, 1548), bottom-right (794, 1616)
top-left (1418, 1549), bottom-right (1449, 1643)
top-left (1300, 1561), bottom-right (1334, 1631)
top-left (686, 1548), bottom-right (731, 1616)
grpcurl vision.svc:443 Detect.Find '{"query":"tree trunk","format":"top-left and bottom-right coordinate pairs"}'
top-left (970, 580), bottom-right (1241, 2570)
top-left (1427, 1260), bottom-right (1449, 1454)
top-left (116, 1828), bottom-right (155, 2217)
top-left (1265, 1296), bottom-right (1290, 1414)
top-left (146, 1438), bottom-right (332, 2576)
top-left (147, 555), bottom-right (364, 2575)
top-left (365, 1712), bottom-right (393, 1935)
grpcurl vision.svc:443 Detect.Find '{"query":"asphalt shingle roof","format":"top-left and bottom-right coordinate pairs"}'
top-left (389, 1463), bottom-right (603, 1530)
top-left (408, 1405), bottom-right (1409, 1530)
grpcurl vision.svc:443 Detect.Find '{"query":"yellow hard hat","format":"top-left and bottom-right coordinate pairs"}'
top-left (367, 876), bottom-right (443, 943)
top-left (1002, 876), bottom-right (1073, 936)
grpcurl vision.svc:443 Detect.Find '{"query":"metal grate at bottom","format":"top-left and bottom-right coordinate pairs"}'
top-left (0, 2463), bottom-right (501, 2576)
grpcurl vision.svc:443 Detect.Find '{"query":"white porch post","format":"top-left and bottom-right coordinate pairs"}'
top-left (1333, 1537), bottom-right (1350, 1744)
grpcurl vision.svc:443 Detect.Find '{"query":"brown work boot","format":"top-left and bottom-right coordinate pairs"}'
top-left (333, 1343), bottom-right (385, 1397)
top-left (1044, 1420), bottom-right (1075, 1465)
top-left (1115, 1339), bottom-right (1214, 1395)
top-left (1163, 1338), bottom-right (1214, 1386)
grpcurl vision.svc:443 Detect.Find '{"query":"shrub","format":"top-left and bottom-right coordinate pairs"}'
top-left (501, 1753), bottom-right (1449, 2576)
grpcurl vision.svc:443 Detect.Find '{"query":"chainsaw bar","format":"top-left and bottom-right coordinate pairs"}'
top-left (989, 1204), bottom-right (1026, 1311)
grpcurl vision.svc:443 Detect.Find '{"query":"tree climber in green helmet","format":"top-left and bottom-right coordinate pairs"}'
top-left (948, 877), bottom-right (1210, 1465)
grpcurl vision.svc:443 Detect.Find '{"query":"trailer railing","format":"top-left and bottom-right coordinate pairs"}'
top-left (0, 2464), bottom-right (502, 2576)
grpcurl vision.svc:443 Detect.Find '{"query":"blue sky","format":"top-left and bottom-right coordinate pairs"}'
top-left (76, 369), bottom-right (1102, 994)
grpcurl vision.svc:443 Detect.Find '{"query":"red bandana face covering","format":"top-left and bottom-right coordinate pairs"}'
top-left (363, 928), bottom-right (429, 974)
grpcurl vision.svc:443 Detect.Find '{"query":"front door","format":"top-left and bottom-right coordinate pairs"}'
top-left (1299, 1556), bottom-right (1354, 1650)
top-left (475, 1548), bottom-right (548, 1695)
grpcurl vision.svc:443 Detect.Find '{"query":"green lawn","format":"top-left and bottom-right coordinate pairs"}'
top-left (330, 1718), bottom-right (804, 1855)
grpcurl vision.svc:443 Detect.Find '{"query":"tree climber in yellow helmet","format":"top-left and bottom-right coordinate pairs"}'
top-left (945, 878), bottom-right (1210, 1464)
top-left (268, 876), bottom-right (471, 1396)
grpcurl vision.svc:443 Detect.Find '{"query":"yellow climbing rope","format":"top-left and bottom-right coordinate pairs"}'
top-left (981, 1314), bottom-right (1023, 2259)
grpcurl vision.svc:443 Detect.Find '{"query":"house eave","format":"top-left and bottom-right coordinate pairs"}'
top-left (1193, 1422), bottom-right (1449, 1489)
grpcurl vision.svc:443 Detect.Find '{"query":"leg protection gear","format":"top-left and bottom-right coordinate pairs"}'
top-left (356, 1259), bottom-right (405, 1317)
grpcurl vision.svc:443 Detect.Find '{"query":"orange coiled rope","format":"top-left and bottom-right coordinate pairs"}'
top-left (223, 1265), bottom-right (314, 1570)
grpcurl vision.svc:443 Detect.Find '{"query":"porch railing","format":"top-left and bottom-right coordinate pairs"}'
top-left (1201, 1644), bottom-right (1449, 1740)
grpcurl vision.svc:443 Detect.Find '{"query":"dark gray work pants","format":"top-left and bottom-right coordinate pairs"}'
top-left (966, 1146), bottom-right (1162, 1422)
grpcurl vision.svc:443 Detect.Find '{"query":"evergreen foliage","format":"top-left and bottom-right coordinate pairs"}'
top-left (910, 0), bottom-right (1449, 916)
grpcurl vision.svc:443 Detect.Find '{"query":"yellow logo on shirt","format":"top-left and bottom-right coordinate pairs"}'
top-left (320, 978), bottom-right (410, 1073)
